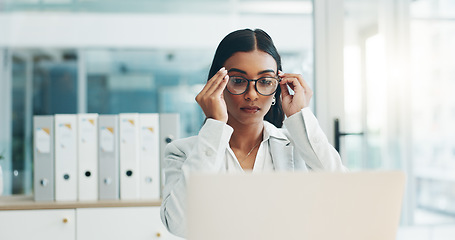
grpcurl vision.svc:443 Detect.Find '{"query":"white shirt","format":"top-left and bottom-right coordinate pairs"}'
top-left (225, 129), bottom-right (275, 172)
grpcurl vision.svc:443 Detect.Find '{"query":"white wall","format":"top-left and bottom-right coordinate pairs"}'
top-left (314, 0), bottom-right (345, 144)
top-left (0, 12), bottom-right (312, 51)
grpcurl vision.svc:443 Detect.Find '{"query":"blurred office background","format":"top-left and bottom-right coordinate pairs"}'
top-left (0, 0), bottom-right (454, 239)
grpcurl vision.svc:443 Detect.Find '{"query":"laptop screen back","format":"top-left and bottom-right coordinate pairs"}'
top-left (187, 171), bottom-right (405, 240)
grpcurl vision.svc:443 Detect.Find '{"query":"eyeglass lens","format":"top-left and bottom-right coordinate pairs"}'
top-left (227, 76), bottom-right (279, 96)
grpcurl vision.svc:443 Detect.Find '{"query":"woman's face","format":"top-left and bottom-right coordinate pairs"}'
top-left (223, 50), bottom-right (278, 127)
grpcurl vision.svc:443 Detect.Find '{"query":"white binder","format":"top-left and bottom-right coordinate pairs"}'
top-left (159, 113), bottom-right (180, 197)
top-left (54, 114), bottom-right (78, 201)
top-left (119, 113), bottom-right (140, 200)
top-left (77, 114), bottom-right (99, 201)
top-left (33, 115), bottom-right (55, 201)
top-left (98, 115), bottom-right (119, 200)
top-left (138, 114), bottom-right (160, 200)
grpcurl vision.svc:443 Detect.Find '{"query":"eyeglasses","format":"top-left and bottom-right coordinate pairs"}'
top-left (226, 76), bottom-right (281, 96)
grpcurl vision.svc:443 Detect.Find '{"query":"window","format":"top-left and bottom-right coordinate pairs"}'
top-left (343, 0), bottom-right (455, 236)
top-left (410, 0), bottom-right (455, 224)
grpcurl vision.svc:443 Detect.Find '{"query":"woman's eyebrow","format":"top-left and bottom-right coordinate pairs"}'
top-left (227, 68), bottom-right (247, 74)
top-left (258, 69), bottom-right (276, 75)
top-left (228, 68), bottom-right (276, 75)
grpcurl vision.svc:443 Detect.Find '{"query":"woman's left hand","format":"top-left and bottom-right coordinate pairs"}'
top-left (278, 71), bottom-right (313, 117)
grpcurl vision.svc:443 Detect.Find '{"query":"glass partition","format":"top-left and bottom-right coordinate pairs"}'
top-left (2, 0), bottom-right (314, 195)
top-left (84, 49), bottom-right (212, 137)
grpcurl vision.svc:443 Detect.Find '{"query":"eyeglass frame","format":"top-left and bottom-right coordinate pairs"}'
top-left (226, 75), bottom-right (282, 96)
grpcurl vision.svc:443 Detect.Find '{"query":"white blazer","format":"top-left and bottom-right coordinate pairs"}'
top-left (160, 108), bottom-right (347, 238)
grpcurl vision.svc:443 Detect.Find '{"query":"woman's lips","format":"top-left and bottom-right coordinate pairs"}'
top-left (240, 106), bottom-right (260, 113)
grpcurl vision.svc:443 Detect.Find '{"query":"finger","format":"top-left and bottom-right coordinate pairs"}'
top-left (289, 75), bottom-right (313, 97)
top-left (201, 67), bottom-right (226, 94)
top-left (280, 77), bottom-right (301, 93)
top-left (279, 71), bottom-right (297, 89)
top-left (279, 75), bottom-right (292, 94)
top-left (203, 68), bottom-right (228, 96)
top-left (212, 74), bottom-right (229, 96)
top-left (203, 74), bottom-right (228, 101)
top-left (196, 67), bottom-right (226, 103)
top-left (279, 82), bottom-right (291, 98)
top-left (278, 72), bottom-right (313, 111)
top-left (280, 72), bottom-right (312, 96)
top-left (281, 73), bottom-right (312, 93)
top-left (279, 72), bottom-right (302, 84)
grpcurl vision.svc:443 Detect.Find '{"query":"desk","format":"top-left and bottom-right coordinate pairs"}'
top-left (0, 195), bottom-right (180, 240)
top-left (0, 195), bottom-right (161, 210)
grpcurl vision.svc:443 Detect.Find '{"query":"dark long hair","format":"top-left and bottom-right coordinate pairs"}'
top-left (208, 28), bottom-right (285, 128)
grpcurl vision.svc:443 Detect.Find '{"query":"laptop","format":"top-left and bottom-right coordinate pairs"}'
top-left (187, 171), bottom-right (405, 240)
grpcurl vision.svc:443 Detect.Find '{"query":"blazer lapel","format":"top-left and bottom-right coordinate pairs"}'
top-left (269, 137), bottom-right (294, 171)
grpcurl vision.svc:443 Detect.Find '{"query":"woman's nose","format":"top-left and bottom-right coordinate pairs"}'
top-left (244, 81), bottom-right (259, 101)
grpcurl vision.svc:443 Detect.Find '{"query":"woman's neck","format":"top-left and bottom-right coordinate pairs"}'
top-left (228, 120), bottom-right (264, 152)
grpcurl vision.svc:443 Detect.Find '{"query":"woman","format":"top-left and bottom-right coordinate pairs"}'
top-left (160, 28), bottom-right (346, 237)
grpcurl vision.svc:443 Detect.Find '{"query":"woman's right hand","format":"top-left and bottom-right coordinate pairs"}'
top-left (195, 67), bottom-right (229, 123)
